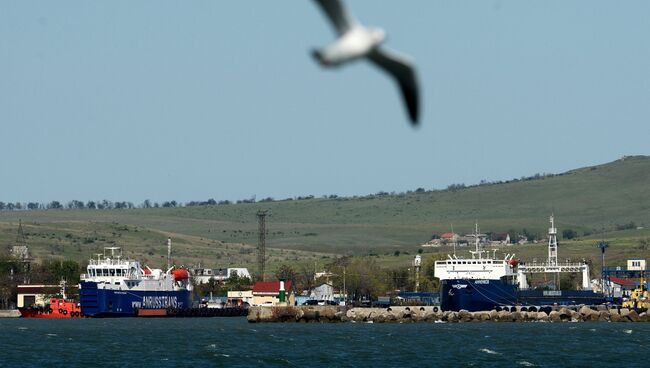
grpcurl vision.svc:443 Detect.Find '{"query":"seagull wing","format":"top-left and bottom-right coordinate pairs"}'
top-left (367, 47), bottom-right (420, 125)
top-left (312, 0), bottom-right (355, 36)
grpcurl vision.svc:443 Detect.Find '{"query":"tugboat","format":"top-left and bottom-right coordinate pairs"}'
top-left (18, 281), bottom-right (83, 318)
top-left (79, 246), bottom-right (192, 317)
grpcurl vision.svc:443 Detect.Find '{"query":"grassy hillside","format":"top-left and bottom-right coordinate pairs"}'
top-left (1, 155), bottom-right (649, 272)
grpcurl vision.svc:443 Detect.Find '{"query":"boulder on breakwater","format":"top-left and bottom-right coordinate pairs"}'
top-left (248, 305), bottom-right (650, 323)
top-left (247, 305), bottom-right (347, 323)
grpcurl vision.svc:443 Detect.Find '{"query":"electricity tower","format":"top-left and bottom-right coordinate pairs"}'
top-left (256, 210), bottom-right (270, 281)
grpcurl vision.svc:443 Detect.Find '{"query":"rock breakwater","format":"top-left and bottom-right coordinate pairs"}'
top-left (247, 305), bottom-right (650, 323)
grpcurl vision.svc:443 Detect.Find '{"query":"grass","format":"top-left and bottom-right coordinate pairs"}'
top-left (1, 155), bottom-right (649, 273)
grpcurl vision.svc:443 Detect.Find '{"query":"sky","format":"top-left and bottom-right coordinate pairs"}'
top-left (1, 1), bottom-right (649, 204)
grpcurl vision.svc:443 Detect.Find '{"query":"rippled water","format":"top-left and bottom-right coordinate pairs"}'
top-left (1, 318), bottom-right (649, 367)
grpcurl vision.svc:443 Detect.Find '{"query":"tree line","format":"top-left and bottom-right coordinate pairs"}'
top-left (274, 254), bottom-right (446, 302)
top-left (0, 169), bottom-right (573, 212)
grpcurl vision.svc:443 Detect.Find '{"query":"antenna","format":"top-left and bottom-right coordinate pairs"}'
top-left (167, 238), bottom-right (172, 270)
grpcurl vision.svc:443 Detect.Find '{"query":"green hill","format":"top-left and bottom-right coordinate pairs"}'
top-left (1, 155), bottom-right (649, 270)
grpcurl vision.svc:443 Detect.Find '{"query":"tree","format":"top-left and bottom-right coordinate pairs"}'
top-left (47, 201), bottom-right (63, 209)
top-left (275, 264), bottom-right (297, 284)
top-left (418, 253), bottom-right (446, 292)
top-left (224, 271), bottom-right (251, 291)
top-left (562, 229), bottom-right (578, 240)
top-left (340, 258), bottom-right (388, 301)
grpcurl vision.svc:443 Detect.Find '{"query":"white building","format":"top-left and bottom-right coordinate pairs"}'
top-left (192, 267), bottom-right (251, 284)
top-left (309, 283), bottom-right (335, 301)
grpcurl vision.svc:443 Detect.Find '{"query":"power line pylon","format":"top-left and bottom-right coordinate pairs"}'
top-left (256, 210), bottom-right (270, 281)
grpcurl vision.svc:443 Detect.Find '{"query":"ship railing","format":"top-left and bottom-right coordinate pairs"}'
top-left (523, 260), bottom-right (587, 267)
top-left (88, 259), bottom-right (132, 266)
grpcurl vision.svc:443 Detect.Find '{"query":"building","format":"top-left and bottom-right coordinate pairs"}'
top-left (16, 284), bottom-right (75, 308)
top-left (627, 259), bottom-right (646, 271)
top-left (440, 232), bottom-right (459, 244)
top-left (192, 267), bottom-right (251, 284)
top-left (309, 283), bottom-right (335, 301)
top-left (490, 233), bottom-right (511, 245)
top-left (227, 290), bottom-right (254, 305)
top-left (251, 281), bottom-right (295, 306)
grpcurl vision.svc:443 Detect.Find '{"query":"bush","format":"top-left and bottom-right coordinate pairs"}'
top-left (562, 229), bottom-right (578, 240)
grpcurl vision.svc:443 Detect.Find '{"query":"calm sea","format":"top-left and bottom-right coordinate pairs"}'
top-left (1, 317), bottom-right (648, 367)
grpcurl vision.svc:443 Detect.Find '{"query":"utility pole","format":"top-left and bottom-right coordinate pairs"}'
top-left (414, 255), bottom-right (422, 292)
top-left (598, 240), bottom-right (609, 297)
top-left (343, 266), bottom-right (346, 305)
top-left (256, 210), bottom-right (269, 282)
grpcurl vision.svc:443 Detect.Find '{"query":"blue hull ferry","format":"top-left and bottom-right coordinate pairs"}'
top-left (80, 247), bottom-right (192, 317)
top-left (436, 218), bottom-right (605, 312)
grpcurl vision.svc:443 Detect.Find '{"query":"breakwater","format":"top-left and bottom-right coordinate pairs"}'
top-left (247, 305), bottom-right (650, 323)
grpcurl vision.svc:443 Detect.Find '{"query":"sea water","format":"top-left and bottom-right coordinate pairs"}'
top-left (1, 318), bottom-right (648, 367)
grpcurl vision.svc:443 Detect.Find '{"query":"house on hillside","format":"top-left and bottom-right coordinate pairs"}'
top-left (490, 233), bottom-right (511, 246)
top-left (440, 232), bottom-right (460, 244)
top-left (251, 281), bottom-right (296, 306)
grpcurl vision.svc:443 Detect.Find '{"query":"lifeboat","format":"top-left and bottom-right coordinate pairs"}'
top-left (172, 269), bottom-right (189, 281)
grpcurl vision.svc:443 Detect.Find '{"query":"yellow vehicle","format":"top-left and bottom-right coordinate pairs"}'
top-left (622, 275), bottom-right (650, 310)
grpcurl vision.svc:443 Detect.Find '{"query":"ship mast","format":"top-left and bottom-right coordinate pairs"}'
top-left (548, 215), bottom-right (558, 266)
top-left (167, 238), bottom-right (172, 270)
top-left (468, 223), bottom-right (483, 260)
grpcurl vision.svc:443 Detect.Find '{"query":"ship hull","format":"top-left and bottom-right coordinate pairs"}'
top-left (441, 279), bottom-right (606, 311)
top-left (441, 279), bottom-right (517, 312)
top-left (80, 281), bottom-right (191, 317)
top-left (19, 299), bottom-right (83, 318)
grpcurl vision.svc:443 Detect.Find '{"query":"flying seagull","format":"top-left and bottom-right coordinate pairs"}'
top-left (311, 0), bottom-right (420, 125)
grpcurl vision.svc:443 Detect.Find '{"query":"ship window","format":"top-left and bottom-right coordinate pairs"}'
top-left (110, 269), bottom-right (115, 276)
top-left (116, 269), bottom-right (121, 276)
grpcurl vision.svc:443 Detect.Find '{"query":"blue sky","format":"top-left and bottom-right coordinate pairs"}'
top-left (2, 1), bottom-right (649, 203)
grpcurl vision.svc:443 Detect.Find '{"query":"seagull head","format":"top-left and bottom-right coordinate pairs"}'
top-left (369, 27), bottom-right (387, 46)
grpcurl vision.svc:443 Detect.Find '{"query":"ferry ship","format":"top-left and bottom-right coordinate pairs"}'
top-left (435, 217), bottom-right (605, 311)
top-left (79, 247), bottom-right (192, 317)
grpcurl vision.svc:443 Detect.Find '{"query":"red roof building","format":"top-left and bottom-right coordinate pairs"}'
top-left (608, 276), bottom-right (636, 287)
top-left (440, 232), bottom-right (458, 240)
top-left (252, 281), bottom-right (293, 295)
top-left (251, 281), bottom-right (296, 306)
